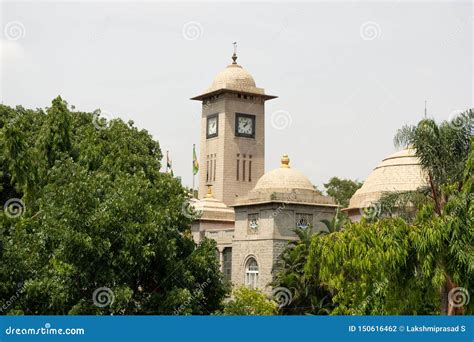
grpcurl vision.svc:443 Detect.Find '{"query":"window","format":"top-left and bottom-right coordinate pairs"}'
top-left (213, 155), bottom-right (216, 181)
top-left (248, 161), bottom-right (252, 182)
top-left (296, 213), bottom-right (313, 229)
top-left (242, 160), bottom-right (246, 180)
top-left (236, 159), bottom-right (240, 181)
top-left (245, 258), bottom-right (259, 288)
top-left (248, 213), bottom-right (259, 234)
top-left (223, 248), bottom-right (232, 282)
top-left (206, 159), bottom-right (209, 182)
top-left (209, 159), bottom-right (213, 182)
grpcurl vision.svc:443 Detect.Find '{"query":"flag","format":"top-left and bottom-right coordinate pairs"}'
top-left (192, 144), bottom-right (199, 175)
top-left (166, 150), bottom-right (173, 177)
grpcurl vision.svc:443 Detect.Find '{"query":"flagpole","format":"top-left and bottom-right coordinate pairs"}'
top-left (192, 144), bottom-right (195, 198)
top-left (166, 150), bottom-right (169, 173)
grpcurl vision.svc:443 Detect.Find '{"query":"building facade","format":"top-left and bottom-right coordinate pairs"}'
top-left (191, 53), bottom-right (337, 294)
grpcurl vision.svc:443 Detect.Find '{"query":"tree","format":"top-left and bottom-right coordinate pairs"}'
top-left (305, 115), bottom-right (473, 316)
top-left (320, 208), bottom-right (346, 234)
top-left (392, 109), bottom-right (473, 313)
top-left (0, 97), bottom-right (228, 315)
top-left (306, 218), bottom-right (440, 315)
top-left (323, 177), bottom-right (362, 207)
top-left (222, 287), bottom-right (277, 315)
top-left (393, 109), bottom-right (473, 216)
top-left (272, 227), bottom-right (334, 315)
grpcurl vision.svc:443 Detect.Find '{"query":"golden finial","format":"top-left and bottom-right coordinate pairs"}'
top-left (281, 154), bottom-right (290, 168)
top-left (205, 185), bottom-right (213, 198)
top-left (232, 42), bottom-right (238, 64)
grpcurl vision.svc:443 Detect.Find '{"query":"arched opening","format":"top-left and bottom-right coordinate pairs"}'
top-left (245, 257), bottom-right (259, 288)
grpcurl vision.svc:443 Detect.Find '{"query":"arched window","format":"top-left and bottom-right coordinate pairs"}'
top-left (245, 257), bottom-right (259, 288)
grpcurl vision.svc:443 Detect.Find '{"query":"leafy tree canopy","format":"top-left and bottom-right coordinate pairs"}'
top-left (0, 97), bottom-right (228, 315)
top-left (221, 287), bottom-right (277, 315)
top-left (323, 177), bottom-right (362, 207)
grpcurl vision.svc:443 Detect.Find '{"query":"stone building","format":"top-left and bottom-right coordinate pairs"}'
top-left (190, 52), bottom-right (337, 293)
top-left (343, 148), bottom-right (427, 221)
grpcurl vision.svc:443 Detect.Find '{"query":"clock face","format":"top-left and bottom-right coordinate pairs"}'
top-left (206, 114), bottom-right (218, 138)
top-left (235, 113), bottom-right (255, 138)
top-left (238, 117), bottom-right (253, 134)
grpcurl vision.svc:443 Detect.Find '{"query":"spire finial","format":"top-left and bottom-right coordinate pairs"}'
top-left (232, 42), bottom-right (238, 64)
top-left (424, 100), bottom-right (427, 118)
top-left (281, 154), bottom-right (290, 168)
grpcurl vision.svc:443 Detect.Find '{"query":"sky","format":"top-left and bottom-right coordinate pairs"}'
top-left (1, 0), bottom-right (472, 190)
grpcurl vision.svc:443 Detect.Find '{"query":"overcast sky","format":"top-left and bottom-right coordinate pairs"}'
top-left (1, 0), bottom-right (472, 190)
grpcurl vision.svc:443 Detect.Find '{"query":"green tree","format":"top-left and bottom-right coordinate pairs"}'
top-left (307, 217), bottom-right (440, 315)
top-left (0, 97), bottom-right (228, 315)
top-left (305, 115), bottom-right (473, 316)
top-left (393, 109), bottom-right (473, 216)
top-left (323, 177), bottom-right (362, 207)
top-left (272, 227), bottom-right (334, 315)
top-left (222, 287), bottom-right (277, 315)
top-left (320, 208), bottom-right (346, 234)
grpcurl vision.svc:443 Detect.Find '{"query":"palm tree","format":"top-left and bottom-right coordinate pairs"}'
top-left (393, 109), bottom-right (473, 215)
top-left (392, 109), bottom-right (473, 315)
top-left (319, 210), bottom-right (346, 235)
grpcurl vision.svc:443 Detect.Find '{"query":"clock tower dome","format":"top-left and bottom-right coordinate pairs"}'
top-left (191, 51), bottom-right (277, 205)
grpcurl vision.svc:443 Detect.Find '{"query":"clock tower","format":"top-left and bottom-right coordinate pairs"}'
top-left (191, 51), bottom-right (277, 205)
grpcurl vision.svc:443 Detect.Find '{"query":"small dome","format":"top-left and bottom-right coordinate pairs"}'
top-left (254, 154), bottom-right (315, 191)
top-left (347, 148), bottom-right (427, 210)
top-left (192, 186), bottom-right (235, 222)
top-left (208, 64), bottom-right (256, 93)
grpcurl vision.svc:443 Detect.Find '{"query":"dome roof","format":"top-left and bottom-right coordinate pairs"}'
top-left (209, 64), bottom-right (256, 92)
top-left (234, 154), bottom-right (336, 207)
top-left (347, 148), bottom-right (427, 210)
top-left (191, 53), bottom-right (277, 101)
top-left (254, 154), bottom-right (315, 191)
top-left (192, 186), bottom-right (235, 222)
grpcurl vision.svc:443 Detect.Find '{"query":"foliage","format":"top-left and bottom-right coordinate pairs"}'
top-left (306, 218), bottom-right (440, 315)
top-left (272, 227), bottom-right (334, 315)
top-left (0, 97), bottom-right (228, 315)
top-left (323, 177), bottom-right (362, 207)
top-left (222, 287), bottom-right (277, 316)
top-left (393, 109), bottom-right (473, 215)
top-left (320, 209), bottom-right (346, 235)
top-left (376, 189), bottom-right (430, 223)
top-left (305, 132), bottom-right (473, 315)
